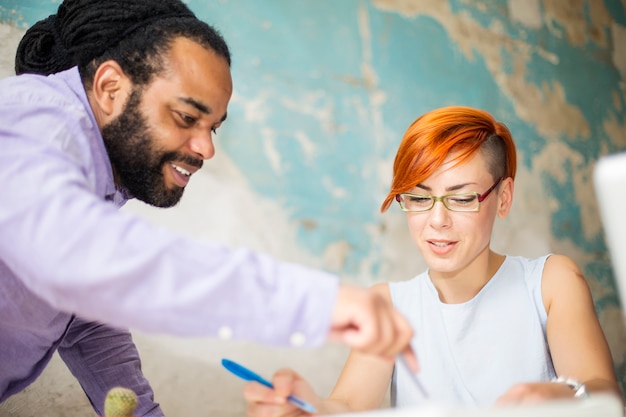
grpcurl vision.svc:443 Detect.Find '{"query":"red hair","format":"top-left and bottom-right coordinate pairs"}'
top-left (381, 106), bottom-right (517, 212)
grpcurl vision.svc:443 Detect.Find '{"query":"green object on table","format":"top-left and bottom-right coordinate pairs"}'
top-left (104, 386), bottom-right (138, 417)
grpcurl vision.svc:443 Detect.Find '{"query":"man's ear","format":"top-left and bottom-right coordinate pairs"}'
top-left (497, 177), bottom-right (514, 218)
top-left (90, 60), bottom-right (132, 118)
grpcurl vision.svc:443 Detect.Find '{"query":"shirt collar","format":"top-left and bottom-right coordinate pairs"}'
top-left (55, 67), bottom-right (126, 205)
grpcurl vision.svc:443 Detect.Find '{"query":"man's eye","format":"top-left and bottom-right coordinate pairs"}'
top-left (177, 112), bottom-right (196, 125)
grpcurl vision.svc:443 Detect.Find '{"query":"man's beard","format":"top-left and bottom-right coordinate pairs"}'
top-left (101, 88), bottom-right (202, 208)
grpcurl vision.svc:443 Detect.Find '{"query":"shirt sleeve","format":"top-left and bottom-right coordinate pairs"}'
top-left (58, 317), bottom-right (164, 417)
top-left (0, 88), bottom-right (339, 348)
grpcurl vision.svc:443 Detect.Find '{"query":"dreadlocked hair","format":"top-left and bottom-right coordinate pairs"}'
top-left (15, 0), bottom-right (231, 87)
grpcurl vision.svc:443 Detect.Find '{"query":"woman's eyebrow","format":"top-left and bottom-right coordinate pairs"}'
top-left (416, 182), bottom-right (476, 193)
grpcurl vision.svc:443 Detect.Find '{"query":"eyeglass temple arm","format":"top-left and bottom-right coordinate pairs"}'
top-left (477, 177), bottom-right (503, 203)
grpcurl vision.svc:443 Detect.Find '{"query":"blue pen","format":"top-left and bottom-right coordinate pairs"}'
top-left (221, 358), bottom-right (317, 414)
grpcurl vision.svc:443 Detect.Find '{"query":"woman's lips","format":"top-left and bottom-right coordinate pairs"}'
top-left (427, 240), bottom-right (456, 255)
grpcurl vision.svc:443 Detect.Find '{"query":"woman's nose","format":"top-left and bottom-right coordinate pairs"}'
top-left (427, 200), bottom-right (452, 228)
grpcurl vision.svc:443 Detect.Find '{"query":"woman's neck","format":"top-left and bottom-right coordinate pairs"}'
top-left (429, 249), bottom-right (505, 304)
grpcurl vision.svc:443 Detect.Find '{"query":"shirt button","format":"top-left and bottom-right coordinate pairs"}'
top-left (289, 332), bottom-right (306, 347)
top-left (218, 326), bottom-right (233, 340)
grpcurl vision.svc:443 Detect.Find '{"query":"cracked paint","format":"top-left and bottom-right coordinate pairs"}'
top-left (1, 0), bottom-right (625, 399)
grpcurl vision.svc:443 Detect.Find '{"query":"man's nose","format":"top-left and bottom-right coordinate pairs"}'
top-left (189, 130), bottom-right (216, 160)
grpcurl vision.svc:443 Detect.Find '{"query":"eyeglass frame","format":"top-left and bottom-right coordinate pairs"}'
top-left (395, 176), bottom-right (504, 213)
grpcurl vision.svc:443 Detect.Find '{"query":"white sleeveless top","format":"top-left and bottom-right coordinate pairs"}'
top-left (389, 255), bottom-right (556, 408)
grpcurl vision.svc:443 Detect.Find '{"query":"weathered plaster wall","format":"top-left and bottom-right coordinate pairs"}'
top-left (1, 0), bottom-right (625, 416)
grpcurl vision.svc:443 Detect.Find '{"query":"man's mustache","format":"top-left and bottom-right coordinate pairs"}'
top-left (162, 152), bottom-right (203, 170)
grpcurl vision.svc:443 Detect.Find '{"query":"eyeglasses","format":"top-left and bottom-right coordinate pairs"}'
top-left (395, 177), bottom-right (503, 212)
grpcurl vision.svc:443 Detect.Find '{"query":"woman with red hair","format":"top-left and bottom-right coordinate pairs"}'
top-left (243, 106), bottom-right (621, 414)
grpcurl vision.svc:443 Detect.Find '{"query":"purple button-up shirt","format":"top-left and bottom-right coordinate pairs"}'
top-left (0, 67), bottom-right (339, 415)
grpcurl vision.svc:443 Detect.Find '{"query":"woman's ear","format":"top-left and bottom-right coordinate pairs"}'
top-left (90, 60), bottom-right (131, 120)
top-left (497, 177), bottom-right (514, 218)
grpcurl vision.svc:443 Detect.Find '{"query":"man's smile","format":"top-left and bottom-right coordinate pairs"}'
top-left (169, 163), bottom-right (196, 187)
top-left (171, 163), bottom-right (191, 177)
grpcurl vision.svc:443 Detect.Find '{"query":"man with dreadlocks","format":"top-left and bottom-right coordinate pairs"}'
top-left (0, 1), bottom-right (415, 415)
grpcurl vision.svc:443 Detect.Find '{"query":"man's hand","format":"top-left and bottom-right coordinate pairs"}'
top-left (328, 284), bottom-right (417, 370)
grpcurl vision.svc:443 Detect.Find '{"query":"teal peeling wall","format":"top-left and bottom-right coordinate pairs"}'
top-left (2, 0), bottom-right (626, 393)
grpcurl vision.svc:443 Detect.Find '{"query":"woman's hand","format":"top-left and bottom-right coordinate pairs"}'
top-left (243, 368), bottom-right (321, 417)
top-left (496, 381), bottom-right (579, 405)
